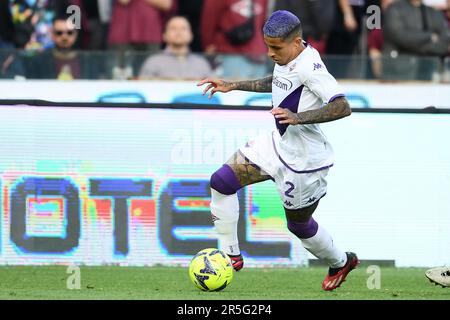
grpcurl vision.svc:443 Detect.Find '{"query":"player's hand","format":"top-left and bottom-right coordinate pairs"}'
top-left (271, 108), bottom-right (300, 125)
top-left (197, 78), bottom-right (234, 99)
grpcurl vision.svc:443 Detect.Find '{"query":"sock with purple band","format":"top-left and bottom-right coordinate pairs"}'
top-left (210, 165), bottom-right (242, 255)
top-left (210, 164), bottom-right (242, 195)
top-left (287, 216), bottom-right (346, 268)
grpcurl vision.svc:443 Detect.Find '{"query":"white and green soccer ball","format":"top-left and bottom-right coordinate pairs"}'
top-left (188, 248), bottom-right (234, 292)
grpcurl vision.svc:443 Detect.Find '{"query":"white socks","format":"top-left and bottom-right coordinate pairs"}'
top-left (210, 189), bottom-right (241, 255)
top-left (301, 225), bottom-right (347, 268)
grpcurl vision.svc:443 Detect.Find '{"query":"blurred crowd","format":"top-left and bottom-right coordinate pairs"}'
top-left (0, 0), bottom-right (450, 81)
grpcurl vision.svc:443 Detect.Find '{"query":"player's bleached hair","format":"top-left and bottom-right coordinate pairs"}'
top-left (263, 10), bottom-right (302, 41)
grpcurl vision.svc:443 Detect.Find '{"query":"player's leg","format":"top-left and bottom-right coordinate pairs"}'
top-left (285, 202), bottom-right (359, 291)
top-left (425, 267), bottom-right (450, 287)
top-left (210, 151), bottom-right (270, 270)
top-left (279, 169), bottom-right (358, 290)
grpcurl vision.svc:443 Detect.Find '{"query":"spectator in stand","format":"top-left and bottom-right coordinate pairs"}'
top-left (108, 0), bottom-right (176, 52)
top-left (201, 0), bottom-right (269, 79)
top-left (324, 0), bottom-right (366, 78)
top-left (139, 16), bottom-right (212, 80)
top-left (367, 0), bottom-right (393, 79)
top-left (443, 0), bottom-right (450, 28)
top-left (24, 16), bottom-right (104, 79)
top-left (1, 0), bottom-right (27, 79)
top-left (0, 49), bottom-right (26, 78)
top-left (71, 0), bottom-right (112, 50)
top-left (273, 0), bottom-right (335, 55)
top-left (1, 0), bottom-right (25, 79)
top-left (327, 0), bottom-right (366, 56)
top-left (9, 0), bottom-right (71, 50)
top-left (0, 0), bottom-right (14, 48)
top-left (447, 1), bottom-right (450, 27)
top-left (383, 0), bottom-right (450, 80)
top-left (178, 0), bottom-right (204, 52)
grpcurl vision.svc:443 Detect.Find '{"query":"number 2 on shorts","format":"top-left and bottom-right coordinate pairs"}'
top-left (284, 182), bottom-right (295, 198)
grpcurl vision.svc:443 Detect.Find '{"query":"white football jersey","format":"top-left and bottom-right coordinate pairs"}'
top-left (271, 43), bottom-right (345, 173)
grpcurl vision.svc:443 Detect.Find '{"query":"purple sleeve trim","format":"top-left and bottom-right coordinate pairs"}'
top-left (328, 94), bottom-right (346, 103)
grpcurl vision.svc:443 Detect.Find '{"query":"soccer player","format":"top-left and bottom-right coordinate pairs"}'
top-left (426, 267), bottom-right (450, 287)
top-left (198, 10), bottom-right (359, 291)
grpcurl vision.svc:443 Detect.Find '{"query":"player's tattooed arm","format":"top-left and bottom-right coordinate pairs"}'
top-left (230, 76), bottom-right (273, 92)
top-left (198, 76), bottom-right (272, 98)
top-left (271, 97), bottom-right (352, 125)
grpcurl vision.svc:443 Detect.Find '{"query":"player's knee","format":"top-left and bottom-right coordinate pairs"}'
top-left (286, 216), bottom-right (318, 239)
top-left (210, 165), bottom-right (242, 195)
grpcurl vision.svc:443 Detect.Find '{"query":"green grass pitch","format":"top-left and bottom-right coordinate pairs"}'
top-left (0, 266), bottom-right (448, 300)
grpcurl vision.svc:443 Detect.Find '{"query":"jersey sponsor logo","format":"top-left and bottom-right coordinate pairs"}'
top-left (272, 76), bottom-right (293, 91)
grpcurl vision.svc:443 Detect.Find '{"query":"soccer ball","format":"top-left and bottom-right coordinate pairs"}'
top-left (188, 248), bottom-right (234, 291)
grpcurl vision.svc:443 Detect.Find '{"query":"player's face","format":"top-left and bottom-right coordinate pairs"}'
top-left (264, 35), bottom-right (301, 66)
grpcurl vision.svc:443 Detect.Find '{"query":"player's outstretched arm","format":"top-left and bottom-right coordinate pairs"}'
top-left (197, 76), bottom-right (273, 99)
top-left (272, 96), bottom-right (351, 125)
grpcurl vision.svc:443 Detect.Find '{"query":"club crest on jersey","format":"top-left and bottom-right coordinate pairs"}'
top-left (272, 76), bottom-right (293, 91)
top-left (313, 63), bottom-right (323, 71)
